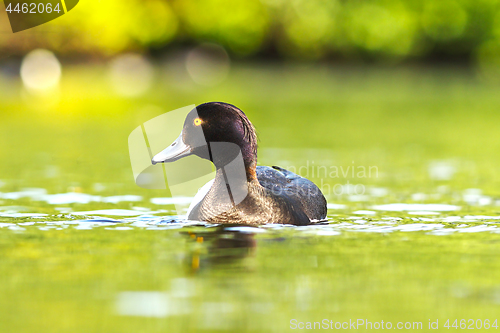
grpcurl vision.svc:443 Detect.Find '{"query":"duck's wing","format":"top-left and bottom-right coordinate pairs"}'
top-left (256, 165), bottom-right (327, 221)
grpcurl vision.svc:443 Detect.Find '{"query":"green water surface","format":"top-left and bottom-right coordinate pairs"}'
top-left (1, 65), bottom-right (500, 332)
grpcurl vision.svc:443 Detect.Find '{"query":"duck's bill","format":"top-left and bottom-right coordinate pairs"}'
top-left (152, 133), bottom-right (191, 164)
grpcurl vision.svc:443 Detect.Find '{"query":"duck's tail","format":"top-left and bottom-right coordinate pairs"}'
top-left (271, 165), bottom-right (300, 180)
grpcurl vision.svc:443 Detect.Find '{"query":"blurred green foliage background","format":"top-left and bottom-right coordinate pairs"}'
top-left (2, 0), bottom-right (500, 66)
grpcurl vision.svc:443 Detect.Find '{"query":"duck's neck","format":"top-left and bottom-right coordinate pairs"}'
top-left (240, 142), bottom-right (257, 181)
top-left (213, 160), bottom-right (257, 185)
top-left (209, 142), bottom-right (258, 182)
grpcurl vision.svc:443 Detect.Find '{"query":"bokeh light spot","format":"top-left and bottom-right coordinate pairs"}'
top-left (20, 49), bottom-right (62, 94)
top-left (109, 54), bottom-right (154, 98)
top-left (186, 44), bottom-right (230, 86)
top-left (476, 39), bottom-right (500, 81)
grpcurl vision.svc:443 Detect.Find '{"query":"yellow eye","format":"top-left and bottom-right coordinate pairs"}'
top-left (194, 118), bottom-right (202, 126)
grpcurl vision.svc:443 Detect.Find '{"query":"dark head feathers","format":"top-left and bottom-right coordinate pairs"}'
top-left (197, 102), bottom-right (258, 159)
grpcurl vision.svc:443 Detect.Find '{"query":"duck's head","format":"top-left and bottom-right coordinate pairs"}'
top-left (152, 102), bottom-right (258, 179)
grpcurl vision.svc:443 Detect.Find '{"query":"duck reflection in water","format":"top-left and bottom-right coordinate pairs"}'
top-left (182, 226), bottom-right (258, 273)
